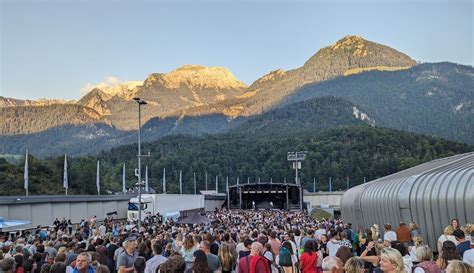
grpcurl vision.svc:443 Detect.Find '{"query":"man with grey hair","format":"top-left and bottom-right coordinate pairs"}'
top-left (322, 256), bottom-right (344, 273)
top-left (73, 253), bottom-right (94, 273)
top-left (117, 236), bottom-right (138, 273)
top-left (237, 242), bottom-right (270, 273)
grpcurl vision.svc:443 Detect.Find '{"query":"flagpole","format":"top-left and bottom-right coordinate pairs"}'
top-left (24, 149), bottom-right (28, 196)
top-left (226, 176), bottom-right (229, 210)
top-left (215, 175), bottom-right (218, 193)
top-left (96, 160), bottom-right (100, 195)
top-left (179, 170), bottom-right (182, 194)
top-left (63, 154), bottom-right (68, 195)
top-left (162, 168), bottom-right (166, 194)
top-left (145, 166), bottom-right (149, 193)
top-left (193, 172), bottom-right (196, 195)
top-left (122, 163), bottom-right (126, 193)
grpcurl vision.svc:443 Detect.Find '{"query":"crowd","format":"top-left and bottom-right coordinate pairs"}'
top-left (0, 209), bottom-right (473, 273)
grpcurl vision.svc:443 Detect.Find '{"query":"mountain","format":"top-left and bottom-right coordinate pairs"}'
top-left (0, 104), bottom-right (106, 135)
top-left (284, 62), bottom-right (474, 144)
top-left (0, 96), bottom-right (74, 107)
top-left (232, 96), bottom-right (374, 136)
top-left (1, 35), bottom-right (415, 135)
top-left (0, 96), bottom-right (369, 157)
top-left (2, 36), bottom-right (471, 156)
top-left (231, 35), bottom-right (417, 116)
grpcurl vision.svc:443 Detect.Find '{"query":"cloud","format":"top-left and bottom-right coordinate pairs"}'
top-left (80, 76), bottom-right (143, 96)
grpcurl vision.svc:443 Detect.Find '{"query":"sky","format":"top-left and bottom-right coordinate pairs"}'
top-left (1, 0), bottom-right (472, 100)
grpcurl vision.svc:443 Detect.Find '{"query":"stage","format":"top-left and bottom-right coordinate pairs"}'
top-left (228, 182), bottom-right (303, 210)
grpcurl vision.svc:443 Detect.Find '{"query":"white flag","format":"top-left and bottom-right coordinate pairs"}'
top-left (179, 170), bottom-right (182, 194)
top-left (63, 154), bottom-right (68, 190)
top-left (122, 164), bottom-right (126, 193)
top-left (162, 168), bottom-right (166, 193)
top-left (96, 160), bottom-right (100, 195)
top-left (145, 166), bottom-right (149, 192)
top-left (24, 149), bottom-right (29, 191)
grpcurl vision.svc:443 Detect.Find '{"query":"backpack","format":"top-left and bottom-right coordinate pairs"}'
top-left (278, 247), bottom-right (292, 267)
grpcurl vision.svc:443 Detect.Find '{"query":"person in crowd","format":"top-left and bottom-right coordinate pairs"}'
top-left (117, 236), bottom-right (139, 273)
top-left (451, 219), bottom-right (461, 231)
top-left (379, 248), bottom-right (405, 273)
top-left (238, 239), bottom-right (253, 260)
top-left (335, 246), bottom-right (353, 266)
top-left (438, 226), bottom-right (458, 255)
top-left (218, 241), bottom-right (236, 273)
top-left (410, 222), bottom-right (420, 240)
top-left (412, 245), bottom-right (441, 273)
top-left (383, 224), bottom-right (397, 246)
top-left (452, 230), bottom-right (471, 258)
top-left (179, 235), bottom-right (197, 272)
top-left (390, 241), bottom-right (413, 273)
top-left (157, 254), bottom-right (185, 273)
top-left (327, 231), bottom-right (341, 257)
top-left (276, 241), bottom-right (298, 273)
top-left (50, 262), bottom-right (67, 273)
top-left (95, 265), bottom-right (109, 273)
top-left (2, 257), bottom-right (16, 273)
top-left (321, 256), bottom-right (343, 273)
top-left (319, 234), bottom-right (329, 258)
top-left (73, 253), bottom-right (94, 273)
top-left (199, 240), bottom-right (221, 273)
top-left (144, 243), bottom-right (167, 273)
top-left (133, 257), bottom-right (146, 273)
top-left (237, 242), bottom-right (270, 273)
top-left (395, 222), bottom-right (411, 245)
top-left (360, 239), bottom-right (379, 272)
top-left (436, 241), bottom-right (461, 271)
top-left (445, 260), bottom-right (472, 273)
top-left (191, 250), bottom-right (212, 273)
top-left (14, 254), bottom-right (24, 273)
top-left (344, 257), bottom-right (364, 273)
top-left (299, 240), bottom-right (318, 273)
top-left (268, 232), bottom-right (281, 256)
top-left (409, 235), bottom-right (424, 262)
top-left (463, 231), bottom-right (474, 266)
top-left (339, 232), bottom-right (352, 249)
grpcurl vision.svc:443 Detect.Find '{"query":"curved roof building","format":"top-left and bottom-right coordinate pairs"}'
top-left (341, 152), bottom-right (474, 250)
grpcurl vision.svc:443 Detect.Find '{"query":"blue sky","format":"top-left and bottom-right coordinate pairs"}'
top-left (1, 0), bottom-right (472, 100)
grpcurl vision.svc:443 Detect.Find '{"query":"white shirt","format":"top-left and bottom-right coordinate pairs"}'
top-left (145, 255), bottom-right (168, 273)
top-left (463, 249), bottom-right (474, 266)
top-left (327, 240), bottom-right (341, 257)
top-left (315, 229), bottom-right (327, 240)
top-left (384, 231), bottom-right (397, 242)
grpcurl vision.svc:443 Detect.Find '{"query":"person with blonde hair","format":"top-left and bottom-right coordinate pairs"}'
top-left (344, 257), bottom-right (364, 273)
top-left (409, 235), bottom-right (424, 262)
top-left (218, 242), bottom-right (236, 273)
top-left (413, 245), bottom-right (441, 273)
top-left (445, 260), bottom-right (472, 273)
top-left (179, 234), bottom-right (197, 272)
top-left (438, 226), bottom-right (458, 254)
top-left (380, 248), bottom-right (404, 273)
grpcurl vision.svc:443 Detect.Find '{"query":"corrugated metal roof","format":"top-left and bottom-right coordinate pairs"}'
top-left (342, 152), bottom-right (474, 250)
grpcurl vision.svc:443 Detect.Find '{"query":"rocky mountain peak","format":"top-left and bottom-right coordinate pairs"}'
top-left (330, 35), bottom-right (369, 56)
top-left (146, 65), bottom-right (247, 90)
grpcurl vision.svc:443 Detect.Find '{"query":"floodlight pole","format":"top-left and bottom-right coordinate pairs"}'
top-left (134, 97), bottom-right (149, 230)
top-left (287, 151), bottom-right (308, 211)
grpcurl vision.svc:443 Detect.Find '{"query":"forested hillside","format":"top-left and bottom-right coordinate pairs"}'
top-left (1, 126), bottom-right (470, 195)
